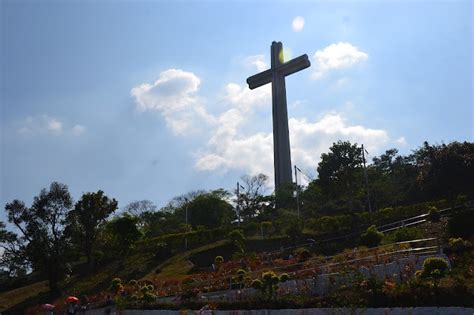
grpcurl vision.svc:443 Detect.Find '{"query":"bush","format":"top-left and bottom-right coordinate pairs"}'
top-left (143, 291), bottom-right (157, 303)
top-left (109, 277), bottom-right (122, 292)
top-left (279, 273), bottom-right (290, 282)
top-left (449, 237), bottom-right (471, 251)
top-left (420, 257), bottom-right (449, 280)
top-left (360, 225), bottom-right (384, 248)
top-left (214, 255), bottom-right (224, 267)
top-left (392, 227), bottom-right (420, 242)
top-left (448, 210), bottom-right (474, 238)
top-left (294, 247), bottom-right (311, 261)
top-left (251, 279), bottom-right (263, 290)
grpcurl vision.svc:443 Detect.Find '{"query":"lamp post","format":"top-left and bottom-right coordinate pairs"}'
top-left (294, 165), bottom-right (302, 219)
top-left (184, 198), bottom-right (189, 250)
top-left (236, 182), bottom-right (245, 225)
top-left (361, 144), bottom-right (372, 213)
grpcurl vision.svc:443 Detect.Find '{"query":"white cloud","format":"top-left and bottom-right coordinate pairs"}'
top-left (47, 118), bottom-right (63, 133)
top-left (16, 115), bottom-right (86, 137)
top-left (131, 69), bottom-right (214, 135)
top-left (18, 115), bottom-right (64, 136)
top-left (312, 42), bottom-right (368, 79)
top-left (196, 111), bottom-right (389, 186)
top-left (243, 55), bottom-right (268, 72)
top-left (292, 16), bottom-right (305, 32)
top-left (223, 82), bottom-right (271, 112)
top-left (72, 124), bottom-right (86, 136)
top-left (133, 66), bottom-right (391, 188)
top-left (396, 136), bottom-right (407, 146)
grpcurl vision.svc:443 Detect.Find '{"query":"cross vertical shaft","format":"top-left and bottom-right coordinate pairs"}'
top-left (270, 42), bottom-right (292, 191)
top-left (247, 41), bottom-right (310, 193)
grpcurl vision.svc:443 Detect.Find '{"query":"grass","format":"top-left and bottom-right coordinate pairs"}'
top-left (141, 239), bottom-right (229, 281)
top-left (0, 280), bottom-right (49, 312)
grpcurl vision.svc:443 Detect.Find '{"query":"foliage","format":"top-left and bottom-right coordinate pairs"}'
top-left (317, 141), bottom-right (364, 213)
top-left (66, 190), bottom-right (117, 268)
top-left (279, 273), bottom-right (290, 282)
top-left (360, 225), bottom-right (384, 248)
top-left (427, 206), bottom-right (440, 222)
top-left (4, 182), bottom-right (73, 292)
top-left (260, 221), bottom-right (273, 238)
top-left (229, 229), bottom-right (246, 254)
top-left (105, 213), bottom-right (143, 254)
top-left (109, 277), bottom-right (123, 293)
top-left (237, 174), bottom-right (269, 219)
top-left (419, 257), bottom-right (449, 289)
top-left (448, 237), bottom-right (471, 251)
top-left (284, 219), bottom-right (303, 243)
top-left (183, 190), bottom-right (235, 229)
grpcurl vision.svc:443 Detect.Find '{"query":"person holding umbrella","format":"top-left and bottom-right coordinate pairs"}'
top-left (41, 303), bottom-right (55, 315)
top-left (65, 296), bottom-right (79, 315)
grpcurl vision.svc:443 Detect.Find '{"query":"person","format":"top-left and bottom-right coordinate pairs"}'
top-left (104, 295), bottom-right (113, 315)
top-left (66, 301), bottom-right (77, 315)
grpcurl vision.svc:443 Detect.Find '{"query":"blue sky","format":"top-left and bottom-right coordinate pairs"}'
top-left (1, 1), bottom-right (472, 218)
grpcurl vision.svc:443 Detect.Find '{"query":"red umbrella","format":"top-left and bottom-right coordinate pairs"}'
top-left (65, 296), bottom-right (79, 303)
top-left (41, 304), bottom-right (55, 310)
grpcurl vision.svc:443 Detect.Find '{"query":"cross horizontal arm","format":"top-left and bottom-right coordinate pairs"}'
top-left (247, 69), bottom-right (272, 90)
top-left (279, 54), bottom-right (311, 77)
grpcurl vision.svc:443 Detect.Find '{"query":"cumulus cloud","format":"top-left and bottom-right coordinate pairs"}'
top-left (16, 115), bottom-right (86, 137)
top-left (133, 65), bottom-right (391, 188)
top-left (292, 16), bottom-right (305, 32)
top-left (72, 124), bottom-right (86, 136)
top-left (18, 115), bottom-right (63, 135)
top-left (196, 112), bottom-right (389, 186)
top-left (396, 136), bottom-right (407, 146)
top-left (131, 69), bottom-right (214, 135)
top-left (243, 55), bottom-right (268, 72)
top-left (312, 42), bottom-right (368, 79)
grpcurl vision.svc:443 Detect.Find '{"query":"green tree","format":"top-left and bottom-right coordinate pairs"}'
top-left (415, 141), bottom-right (474, 201)
top-left (184, 190), bottom-right (235, 229)
top-left (66, 190), bottom-right (118, 268)
top-left (317, 141), bottom-right (364, 212)
top-left (360, 225), bottom-right (384, 248)
top-left (106, 213), bottom-right (143, 254)
top-left (237, 174), bottom-right (269, 219)
top-left (4, 182), bottom-right (73, 293)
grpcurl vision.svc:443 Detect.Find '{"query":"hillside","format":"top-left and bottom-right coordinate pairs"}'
top-left (2, 200), bottom-right (473, 313)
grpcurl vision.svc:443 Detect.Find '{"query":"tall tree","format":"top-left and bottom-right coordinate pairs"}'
top-left (184, 189), bottom-right (235, 229)
top-left (316, 141), bottom-right (364, 212)
top-left (4, 182), bottom-right (73, 293)
top-left (237, 174), bottom-right (269, 219)
top-left (105, 213), bottom-right (142, 254)
top-left (66, 190), bottom-right (118, 268)
top-left (415, 141), bottom-right (474, 200)
top-left (123, 200), bottom-right (157, 217)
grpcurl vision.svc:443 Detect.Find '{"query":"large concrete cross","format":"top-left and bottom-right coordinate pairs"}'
top-left (247, 41), bottom-right (310, 191)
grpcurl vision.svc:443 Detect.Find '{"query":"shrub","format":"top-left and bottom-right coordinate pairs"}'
top-left (449, 237), bottom-right (471, 251)
top-left (360, 225), bottom-right (384, 248)
top-left (294, 247), bottom-right (311, 261)
top-left (109, 277), bottom-right (122, 292)
top-left (392, 227), bottom-right (420, 242)
top-left (128, 279), bottom-right (138, 286)
top-left (143, 291), bottom-right (157, 303)
top-left (420, 257), bottom-right (449, 281)
top-left (279, 273), bottom-right (290, 282)
top-left (427, 206), bottom-right (440, 222)
top-left (214, 255), bottom-right (224, 264)
top-left (251, 279), bottom-right (263, 290)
